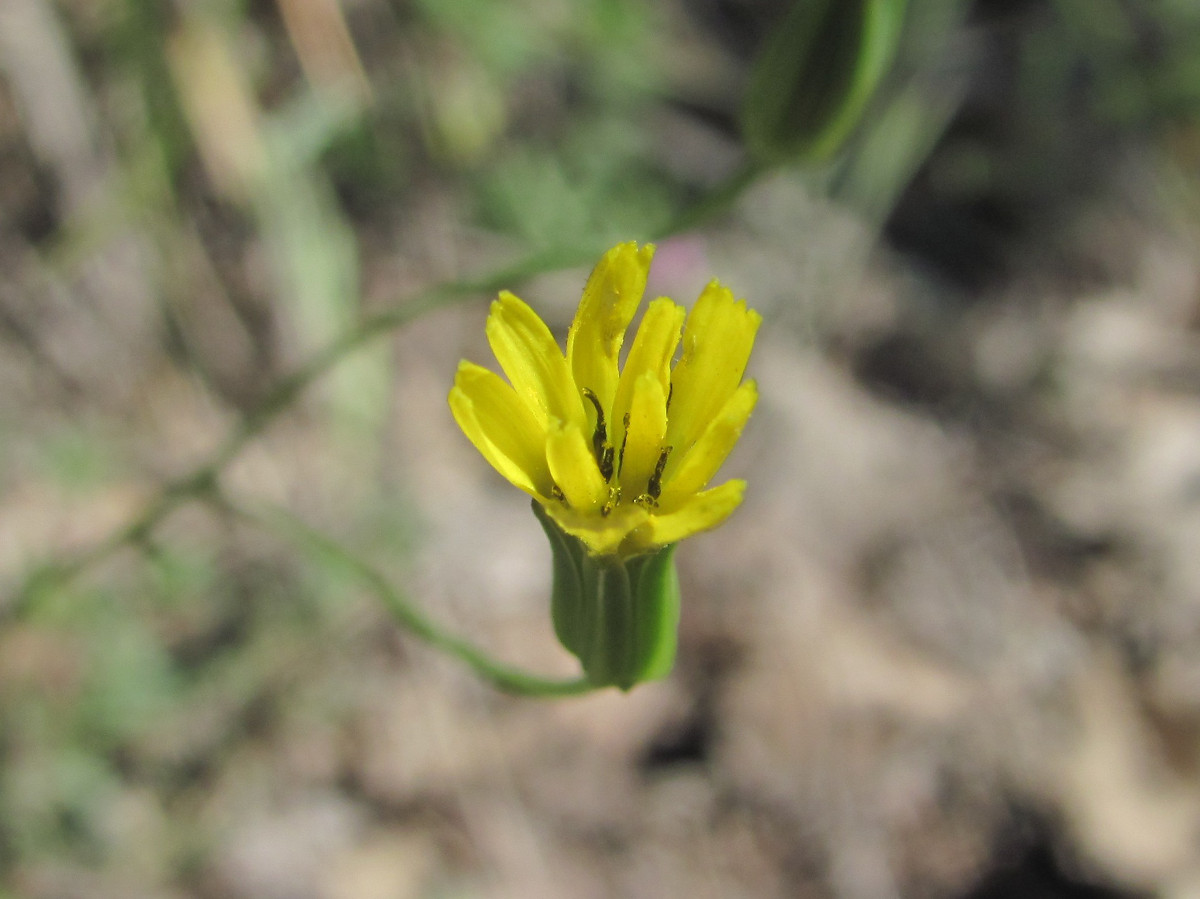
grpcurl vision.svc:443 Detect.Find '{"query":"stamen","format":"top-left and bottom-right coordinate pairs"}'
top-left (646, 446), bottom-right (672, 500)
top-left (617, 412), bottom-right (631, 475)
top-left (581, 388), bottom-right (614, 481)
top-left (599, 446), bottom-right (614, 483)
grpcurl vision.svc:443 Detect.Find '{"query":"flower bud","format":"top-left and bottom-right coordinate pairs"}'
top-left (534, 501), bottom-right (679, 690)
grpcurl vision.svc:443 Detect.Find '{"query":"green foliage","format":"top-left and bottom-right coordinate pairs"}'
top-left (33, 426), bottom-right (122, 494)
top-left (108, 0), bottom-right (194, 178)
top-left (415, 0), bottom-right (672, 244)
top-left (0, 535), bottom-right (363, 876)
top-left (413, 0), bottom-right (551, 76)
top-left (1051, 0), bottom-right (1200, 127)
top-left (476, 123), bottom-right (674, 250)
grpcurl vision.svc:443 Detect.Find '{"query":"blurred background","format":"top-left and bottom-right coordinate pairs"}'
top-left (3, 0), bottom-right (1200, 896)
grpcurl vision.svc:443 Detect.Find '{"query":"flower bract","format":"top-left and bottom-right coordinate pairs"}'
top-left (449, 241), bottom-right (760, 560)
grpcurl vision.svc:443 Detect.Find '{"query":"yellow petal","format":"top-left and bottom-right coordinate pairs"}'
top-left (658, 380), bottom-right (757, 509)
top-left (640, 480), bottom-right (745, 547)
top-left (610, 297), bottom-right (684, 456)
top-left (566, 242), bottom-right (654, 418)
top-left (449, 361), bottom-right (552, 497)
top-left (545, 419), bottom-right (608, 513)
top-left (664, 281), bottom-right (761, 456)
top-left (486, 291), bottom-right (584, 431)
top-left (617, 371), bottom-right (668, 499)
top-left (543, 502), bottom-right (649, 558)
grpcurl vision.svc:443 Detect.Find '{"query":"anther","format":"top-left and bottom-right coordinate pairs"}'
top-left (646, 446), bottom-right (672, 500)
top-left (599, 446), bottom-right (614, 482)
top-left (617, 412), bottom-right (631, 475)
top-left (581, 388), bottom-right (614, 481)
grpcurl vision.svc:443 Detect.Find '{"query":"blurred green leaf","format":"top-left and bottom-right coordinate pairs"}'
top-left (1, 745), bottom-right (118, 863)
top-left (476, 118), bottom-right (673, 250)
top-left (744, 0), bottom-right (908, 164)
top-left (573, 0), bottom-right (662, 100)
top-left (35, 425), bottom-right (120, 492)
top-left (77, 606), bottom-right (183, 749)
top-left (834, 63), bottom-right (967, 221)
top-left (414, 0), bottom-right (549, 75)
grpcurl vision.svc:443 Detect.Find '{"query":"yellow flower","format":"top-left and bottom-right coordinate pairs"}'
top-left (449, 242), bottom-right (760, 559)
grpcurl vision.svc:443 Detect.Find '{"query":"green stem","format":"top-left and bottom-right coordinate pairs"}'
top-left (238, 503), bottom-right (597, 698)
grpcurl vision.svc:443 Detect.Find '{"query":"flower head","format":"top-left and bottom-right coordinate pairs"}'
top-left (449, 242), bottom-right (760, 560)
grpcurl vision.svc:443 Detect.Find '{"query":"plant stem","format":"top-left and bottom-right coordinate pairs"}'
top-left (239, 502), bottom-right (598, 698)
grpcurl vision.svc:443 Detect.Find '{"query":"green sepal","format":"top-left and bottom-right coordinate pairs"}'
top-left (743, 0), bottom-right (908, 164)
top-left (532, 501), bottom-right (681, 691)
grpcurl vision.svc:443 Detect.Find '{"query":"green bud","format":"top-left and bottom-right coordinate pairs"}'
top-left (743, 0), bottom-right (908, 164)
top-left (533, 501), bottom-right (681, 691)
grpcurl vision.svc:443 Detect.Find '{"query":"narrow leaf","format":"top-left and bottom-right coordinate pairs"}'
top-left (744, 0), bottom-right (909, 163)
